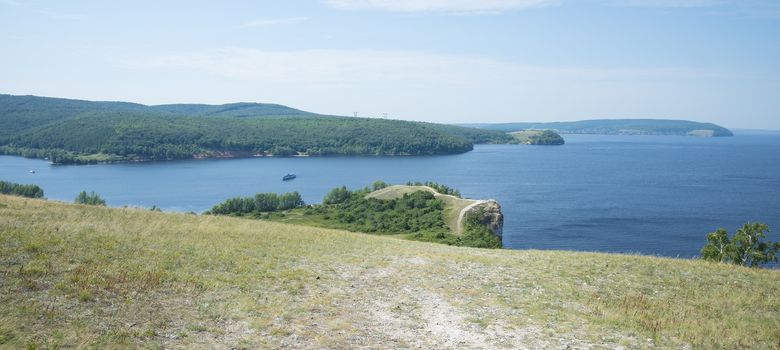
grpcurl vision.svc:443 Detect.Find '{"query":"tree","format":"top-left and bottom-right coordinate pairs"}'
top-left (254, 193), bottom-right (279, 212)
top-left (371, 180), bottom-right (388, 191)
top-left (700, 228), bottom-right (732, 263)
top-left (701, 223), bottom-right (779, 267)
top-left (323, 186), bottom-right (351, 205)
top-left (74, 190), bottom-right (106, 206)
top-left (278, 192), bottom-right (304, 210)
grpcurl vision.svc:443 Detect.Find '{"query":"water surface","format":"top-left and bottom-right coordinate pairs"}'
top-left (2, 133), bottom-right (778, 260)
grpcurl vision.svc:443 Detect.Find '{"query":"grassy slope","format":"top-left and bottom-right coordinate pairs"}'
top-left (510, 130), bottom-right (544, 144)
top-left (1, 195), bottom-right (779, 349)
top-left (367, 185), bottom-right (478, 233)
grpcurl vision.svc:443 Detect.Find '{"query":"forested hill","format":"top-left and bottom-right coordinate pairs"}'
top-left (148, 102), bottom-right (317, 118)
top-left (0, 94), bottom-right (508, 164)
top-left (0, 94), bottom-right (316, 138)
top-left (463, 119), bottom-right (734, 137)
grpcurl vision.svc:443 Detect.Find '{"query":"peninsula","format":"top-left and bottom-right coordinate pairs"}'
top-left (463, 119), bottom-right (734, 137)
top-left (0, 94), bottom-right (510, 164)
top-left (206, 182), bottom-right (505, 248)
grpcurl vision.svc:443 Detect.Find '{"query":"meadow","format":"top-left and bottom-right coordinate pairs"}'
top-left (1, 194), bottom-right (778, 349)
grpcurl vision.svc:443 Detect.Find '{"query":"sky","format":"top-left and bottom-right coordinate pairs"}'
top-left (1, 0), bottom-right (779, 129)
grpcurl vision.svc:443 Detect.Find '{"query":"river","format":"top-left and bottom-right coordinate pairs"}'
top-left (2, 132), bottom-right (778, 260)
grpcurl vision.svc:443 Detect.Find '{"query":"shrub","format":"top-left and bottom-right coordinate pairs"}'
top-left (323, 186), bottom-right (351, 205)
top-left (371, 180), bottom-right (388, 191)
top-left (209, 191), bottom-right (305, 215)
top-left (0, 180), bottom-right (44, 198)
top-left (74, 191), bottom-right (106, 206)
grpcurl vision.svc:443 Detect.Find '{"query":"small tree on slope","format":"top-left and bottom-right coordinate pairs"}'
top-left (701, 223), bottom-right (779, 267)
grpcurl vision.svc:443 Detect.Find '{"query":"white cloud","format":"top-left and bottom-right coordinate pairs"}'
top-left (323, 0), bottom-right (780, 17)
top-left (123, 47), bottom-right (743, 122)
top-left (129, 47), bottom-right (725, 87)
top-left (243, 16), bottom-right (308, 27)
top-left (612, 0), bottom-right (780, 19)
top-left (613, 0), bottom-right (723, 7)
top-left (0, 0), bottom-right (85, 20)
top-left (323, 0), bottom-right (557, 13)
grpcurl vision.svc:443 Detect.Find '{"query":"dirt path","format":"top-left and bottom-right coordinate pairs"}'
top-left (367, 185), bottom-right (481, 234)
top-left (348, 256), bottom-right (597, 349)
top-left (456, 200), bottom-right (487, 234)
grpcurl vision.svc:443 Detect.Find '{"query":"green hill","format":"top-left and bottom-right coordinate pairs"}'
top-left (0, 94), bottom-right (503, 164)
top-left (0, 95), bottom-right (313, 138)
top-left (148, 102), bottom-right (316, 118)
top-left (0, 195), bottom-right (778, 349)
top-left (464, 119), bottom-right (734, 137)
top-left (207, 183), bottom-right (502, 248)
top-left (422, 122), bottom-right (514, 144)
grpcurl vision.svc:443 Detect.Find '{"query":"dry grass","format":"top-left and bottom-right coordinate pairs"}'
top-left (1, 194), bottom-right (779, 349)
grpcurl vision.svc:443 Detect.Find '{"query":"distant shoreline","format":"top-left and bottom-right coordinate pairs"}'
top-left (461, 119), bottom-right (734, 137)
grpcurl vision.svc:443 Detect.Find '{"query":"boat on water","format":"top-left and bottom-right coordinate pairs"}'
top-left (29, 170), bottom-right (36, 174)
top-left (282, 174), bottom-right (296, 181)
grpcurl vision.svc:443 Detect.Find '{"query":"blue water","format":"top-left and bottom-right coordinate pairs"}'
top-left (1, 133), bottom-right (779, 260)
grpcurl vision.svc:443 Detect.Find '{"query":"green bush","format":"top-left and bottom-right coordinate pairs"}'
top-left (0, 180), bottom-right (44, 198)
top-left (74, 191), bottom-right (106, 206)
top-left (371, 180), bottom-right (388, 191)
top-left (209, 191), bottom-right (305, 215)
top-left (323, 186), bottom-right (351, 205)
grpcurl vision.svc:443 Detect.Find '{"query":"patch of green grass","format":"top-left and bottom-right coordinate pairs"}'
top-left (510, 129), bottom-right (565, 145)
top-left (1, 194), bottom-right (778, 349)
top-left (74, 153), bottom-right (126, 163)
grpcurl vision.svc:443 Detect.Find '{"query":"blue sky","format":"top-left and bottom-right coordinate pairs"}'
top-left (1, 0), bottom-right (779, 128)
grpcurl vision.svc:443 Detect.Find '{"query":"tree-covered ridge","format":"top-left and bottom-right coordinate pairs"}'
top-left (1, 113), bottom-right (473, 163)
top-left (148, 102), bottom-right (317, 118)
top-left (463, 119), bottom-right (734, 137)
top-left (0, 94), bottom-right (482, 164)
top-left (423, 122), bottom-right (514, 144)
top-left (0, 94), bottom-right (314, 139)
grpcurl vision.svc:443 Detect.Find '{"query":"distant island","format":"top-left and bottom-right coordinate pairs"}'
top-left (462, 119), bottom-right (734, 137)
top-left (0, 94), bottom-right (510, 164)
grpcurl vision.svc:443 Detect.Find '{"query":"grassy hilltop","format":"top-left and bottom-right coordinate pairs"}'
top-left (1, 195), bottom-right (778, 349)
top-left (510, 130), bottom-right (566, 145)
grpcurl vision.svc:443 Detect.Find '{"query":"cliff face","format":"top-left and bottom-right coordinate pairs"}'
top-left (465, 200), bottom-right (504, 237)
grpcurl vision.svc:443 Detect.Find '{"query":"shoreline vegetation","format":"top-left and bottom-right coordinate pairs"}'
top-left (1, 94), bottom-right (729, 166)
top-left (1, 193), bottom-right (778, 348)
top-left (205, 181), bottom-right (503, 249)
